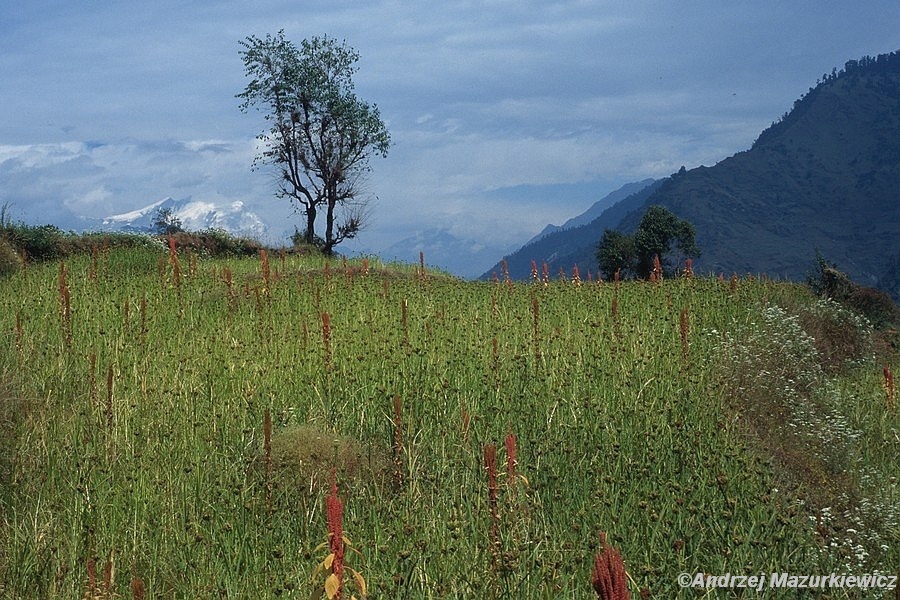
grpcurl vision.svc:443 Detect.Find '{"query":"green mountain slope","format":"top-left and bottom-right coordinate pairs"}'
top-left (489, 51), bottom-right (900, 296)
top-left (618, 51), bottom-right (900, 293)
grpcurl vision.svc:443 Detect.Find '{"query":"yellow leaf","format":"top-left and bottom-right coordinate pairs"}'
top-left (324, 553), bottom-right (335, 570)
top-left (519, 474), bottom-right (530, 486)
top-left (342, 535), bottom-right (354, 546)
top-left (349, 567), bottom-right (367, 596)
top-left (325, 573), bottom-right (340, 599)
top-left (314, 541), bottom-right (330, 553)
top-left (311, 561), bottom-right (325, 580)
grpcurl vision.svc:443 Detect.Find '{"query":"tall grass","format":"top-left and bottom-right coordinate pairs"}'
top-left (0, 247), bottom-right (895, 598)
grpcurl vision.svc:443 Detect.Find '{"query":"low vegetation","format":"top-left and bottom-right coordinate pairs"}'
top-left (0, 244), bottom-right (896, 598)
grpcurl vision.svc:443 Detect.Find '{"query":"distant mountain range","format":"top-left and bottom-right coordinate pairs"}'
top-left (522, 179), bottom-right (657, 246)
top-left (483, 50), bottom-right (900, 299)
top-left (95, 197), bottom-right (268, 239)
top-left (380, 227), bottom-right (513, 278)
top-left (480, 179), bottom-right (661, 280)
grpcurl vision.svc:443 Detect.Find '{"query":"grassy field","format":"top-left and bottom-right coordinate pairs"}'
top-left (0, 245), bottom-right (896, 598)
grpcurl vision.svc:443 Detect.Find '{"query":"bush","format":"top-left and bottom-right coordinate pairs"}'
top-left (0, 236), bottom-right (22, 277)
top-left (1, 223), bottom-right (64, 261)
top-left (807, 256), bottom-right (900, 329)
top-left (169, 229), bottom-right (265, 257)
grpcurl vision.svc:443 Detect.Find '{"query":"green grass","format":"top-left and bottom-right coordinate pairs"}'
top-left (0, 248), bottom-right (896, 598)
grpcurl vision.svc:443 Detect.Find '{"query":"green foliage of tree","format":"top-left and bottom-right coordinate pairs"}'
top-left (596, 229), bottom-right (635, 280)
top-left (238, 31), bottom-right (390, 255)
top-left (596, 205), bottom-right (699, 279)
top-left (153, 207), bottom-right (183, 235)
top-left (633, 205), bottom-right (699, 278)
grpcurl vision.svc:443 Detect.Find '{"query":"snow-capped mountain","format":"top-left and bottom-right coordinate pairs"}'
top-left (100, 197), bottom-right (268, 239)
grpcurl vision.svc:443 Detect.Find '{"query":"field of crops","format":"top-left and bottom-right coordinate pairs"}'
top-left (0, 245), bottom-right (896, 598)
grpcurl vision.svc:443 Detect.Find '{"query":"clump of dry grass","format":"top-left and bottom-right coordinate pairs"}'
top-left (0, 236), bottom-right (22, 278)
top-left (260, 424), bottom-right (390, 493)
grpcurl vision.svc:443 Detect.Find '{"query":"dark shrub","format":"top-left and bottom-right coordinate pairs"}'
top-left (2, 223), bottom-right (63, 260)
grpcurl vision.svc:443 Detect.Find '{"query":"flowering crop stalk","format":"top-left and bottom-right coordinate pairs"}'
top-left (591, 532), bottom-right (630, 599)
top-left (531, 260), bottom-right (539, 283)
top-left (19, 248), bottom-right (27, 280)
top-left (14, 310), bottom-right (23, 357)
top-left (680, 307), bottom-right (690, 361)
top-left (684, 258), bottom-right (694, 278)
top-left (322, 312), bottom-right (333, 373)
top-left (103, 550), bottom-right (115, 596)
top-left (326, 471), bottom-right (345, 600)
top-left (392, 395), bottom-right (404, 489)
top-left (401, 299), bottom-right (409, 349)
top-left (89, 244), bottom-right (99, 284)
top-left (263, 408), bottom-right (273, 513)
top-left (884, 365), bottom-right (895, 409)
top-left (222, 267), bottom-right (235, 312)
top-left (651, 254), bottom-right (662, 282)
top-left (542, 262), bottom-right (549, 286)
top-left (343, 256), bottom-right (354, 284)
top-left (139, 296), bottom-right (148, 347)
top-left (729, 273), bottom-right (738, 294)
top-left (187, 248), bottom-right (197, 277)
top-left (572, 264), bottom-right (581, 286)
top-left (260, 249), bottom-right (270, 293)
top-left (612, 269), bottom-right (620, 323)
top-left (106, 363), bottom-right (115, 436)
top-left (505, 431), bottom-right (517, 488)
top-left (483, 443), bottom-right (500, 568)
top-left (167, 234), bottom-right (181, 290)
top-left (460, 408), bottom-right (471, 445)
top-left (89, 352), bottom-right (98, 410)
top-left (58, 261), bottom-right (71, 348)
top-left (86, 556), bottom-right (96, 598)
top-left (131, 574), bottom-right (146, 600)
top-left (491, 337), bottom-right (500, 388)
top-left (420, 250), bottom-right (427, 281)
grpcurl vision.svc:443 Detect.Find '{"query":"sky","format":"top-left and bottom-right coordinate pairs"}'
top-left (1, 1), bottom-right (898, 276)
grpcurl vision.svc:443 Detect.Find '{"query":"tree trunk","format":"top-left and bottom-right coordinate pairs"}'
top-left (305, 204), bottom-right (317, 246)
top-left (324, 200), bottom-right (336, 255)
top-left (323, 178), bottom-right (337, 255)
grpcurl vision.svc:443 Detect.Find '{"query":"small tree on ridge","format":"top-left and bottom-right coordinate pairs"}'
top-left (596, 205), bottom-right (699, 279)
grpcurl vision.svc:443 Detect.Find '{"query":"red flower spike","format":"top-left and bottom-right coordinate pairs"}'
top-left (592, 532), bottom-right (631, 600)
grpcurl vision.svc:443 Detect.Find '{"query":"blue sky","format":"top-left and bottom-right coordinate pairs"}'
top-left (1, 1), bottom-right (897, 275)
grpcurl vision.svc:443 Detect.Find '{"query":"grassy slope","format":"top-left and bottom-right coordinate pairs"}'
top-left (0, 249), bottom-right (896, 598)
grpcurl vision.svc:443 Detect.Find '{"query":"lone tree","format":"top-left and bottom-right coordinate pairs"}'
top-left (238, 31), bottom-right (390, 254)
top-left (153, 207), bottom-right (183, 235)
top-left (596, 205), bottom-right (699, 279)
